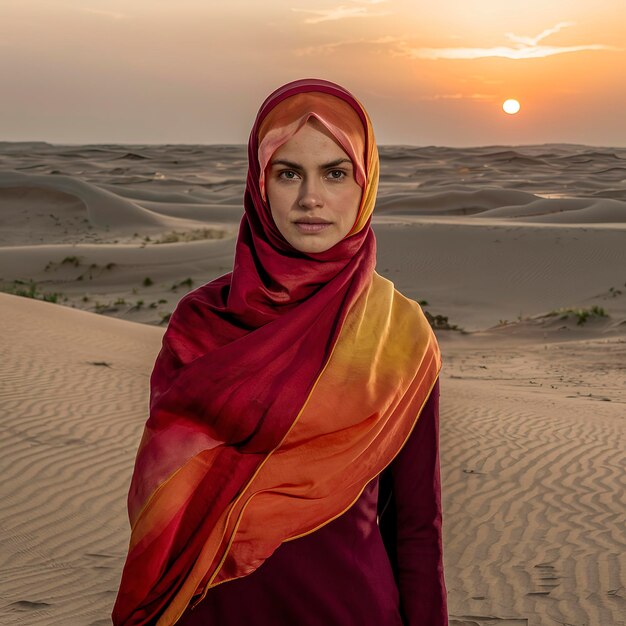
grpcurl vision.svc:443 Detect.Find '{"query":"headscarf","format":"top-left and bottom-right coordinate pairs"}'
top-left (111, 78), bottom-right (441, 626)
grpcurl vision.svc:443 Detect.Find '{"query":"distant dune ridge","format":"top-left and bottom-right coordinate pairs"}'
top-left (0, 142), bottom-right (625, 625)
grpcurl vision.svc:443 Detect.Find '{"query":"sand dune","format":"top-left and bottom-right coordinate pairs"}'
top-left (1, 294), bottom-right (624, 626)
top-left (0, 294), bottom-right (162, 625)
top-left (481, 196), bottom-right (626, 223)
top-left (376, 188), bottom-right (626, 223)
top-left (375, 221), bottom-right (626, 332)
top-left (0, 171), bottom-right (228, 247)
top-left (2, 220), bottom-right (625, 331)
top-left (1, 142), bottom-right (625, 625)
top-left (438, 332), bottom-right (626, 626)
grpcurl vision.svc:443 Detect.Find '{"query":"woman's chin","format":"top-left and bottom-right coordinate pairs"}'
top-left (288, 235), bottom-right (338, 254)
top-left (280, 226), bottom-right (342, 254)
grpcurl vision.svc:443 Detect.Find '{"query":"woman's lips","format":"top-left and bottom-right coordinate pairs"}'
top-left (294, 221), bottom-right (332, 233)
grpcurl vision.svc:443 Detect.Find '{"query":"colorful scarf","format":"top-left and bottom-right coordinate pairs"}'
top-left (111, 78), bottom-right (442, 626)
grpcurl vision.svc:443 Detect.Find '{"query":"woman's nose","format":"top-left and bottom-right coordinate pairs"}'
top-left (298, 178), bottom-right (324, 209)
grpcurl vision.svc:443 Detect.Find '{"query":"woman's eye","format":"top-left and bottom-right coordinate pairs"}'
top-left (278, 170), bottom-right (298, 180)
top-left (327, 170), bottom-right (346, 180)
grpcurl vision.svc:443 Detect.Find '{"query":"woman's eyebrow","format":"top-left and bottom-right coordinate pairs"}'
top-left (269, 158), bottom-right (353, 169)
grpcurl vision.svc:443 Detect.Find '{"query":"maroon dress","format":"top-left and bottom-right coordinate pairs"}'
top-left (177, 379), bottom-right (447, 626)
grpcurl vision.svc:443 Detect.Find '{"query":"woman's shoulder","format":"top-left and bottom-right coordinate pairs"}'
top-left (372, 271), bottom-right (433, 337)
top-left (372, 271), bottom-right (427, 314)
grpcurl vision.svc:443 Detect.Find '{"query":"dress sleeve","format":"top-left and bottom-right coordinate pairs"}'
top-left (377, 378), bottom-right (449, 626)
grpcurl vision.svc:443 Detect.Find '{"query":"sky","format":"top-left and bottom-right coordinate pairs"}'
top-left (1, 0), bottom-right (625, 146)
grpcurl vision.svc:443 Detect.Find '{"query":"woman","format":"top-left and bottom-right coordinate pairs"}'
top-left (112, 78), bottom-right (448, 626)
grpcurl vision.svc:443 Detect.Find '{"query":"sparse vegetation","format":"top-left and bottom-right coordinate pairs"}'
top-left (143, 277), bottom-right (153, 287)
top-left (154, 228), bottom-right (225, 244)
top-left (171, 278), bottom-right (194, 291)
top-left (61, 256), bottom-right (81, 267)
top-left (423, 310), bottom-right (463, 332)
top-left (548, 305), bottom-right (609, 326)
top-left (94, 301), bottom-right (119, 314)
top-left (2, 279), bottom-right (61, 303)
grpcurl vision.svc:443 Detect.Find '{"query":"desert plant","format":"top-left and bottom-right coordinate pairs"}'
top-left (154, 228), bottom-right (225, 244)
top-left (94, 301), bottom-right (119, 314)
top-left (171, 277), bottom-right (194, 291)
top-left (556, 305), bottom-right (609, 325)
top-left (3, 280), bottom-right (61, 303)
top-left (423, 310), bottom-right (462, 331)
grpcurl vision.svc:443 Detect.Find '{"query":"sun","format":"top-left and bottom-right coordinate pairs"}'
top-left (503, 99), bottom-right (521, 115)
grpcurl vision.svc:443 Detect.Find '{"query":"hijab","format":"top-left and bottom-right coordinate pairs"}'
top-left (112, 78), bottom-right (441, 626)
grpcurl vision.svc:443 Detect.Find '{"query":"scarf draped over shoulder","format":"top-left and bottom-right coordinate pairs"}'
top-left (111, 78), bottom-right (442, 626)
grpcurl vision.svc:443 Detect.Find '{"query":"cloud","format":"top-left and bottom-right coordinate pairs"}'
top-left (395, 42), bottom-right (620, 60)
top-left (415, 93), bottom-right (496, 101)
top-left (294, 23), bottom-right (622, 60)
top-left (292, 2), bottom-right (389, 24)
top-left (504, 21), bottom-right (575, 47)
top-left (295, 35), bottom-right (397, 56)
top-left (78, 8), bottom-right (130, 20)
top-left (394, 22), bottom-right (623, 60)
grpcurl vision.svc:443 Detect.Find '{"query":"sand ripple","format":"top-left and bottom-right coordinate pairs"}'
top-left (0, 293), bottom-right (162, 625)
top-left (440, 337), bottom-right (626, 626)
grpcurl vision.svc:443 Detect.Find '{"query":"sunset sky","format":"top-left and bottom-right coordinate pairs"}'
top-left (1, 0), bottom-right (625, 146)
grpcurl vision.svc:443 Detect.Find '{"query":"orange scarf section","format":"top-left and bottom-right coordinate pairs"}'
top-left (151, 271), bottom-right (441, 625)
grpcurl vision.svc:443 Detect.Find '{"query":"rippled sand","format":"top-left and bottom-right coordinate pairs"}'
top-left (1, 142), bottom-right (624, 625)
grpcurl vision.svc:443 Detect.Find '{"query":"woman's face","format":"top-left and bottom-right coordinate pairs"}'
top-left (264, 118), bottom-right (362, 254)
